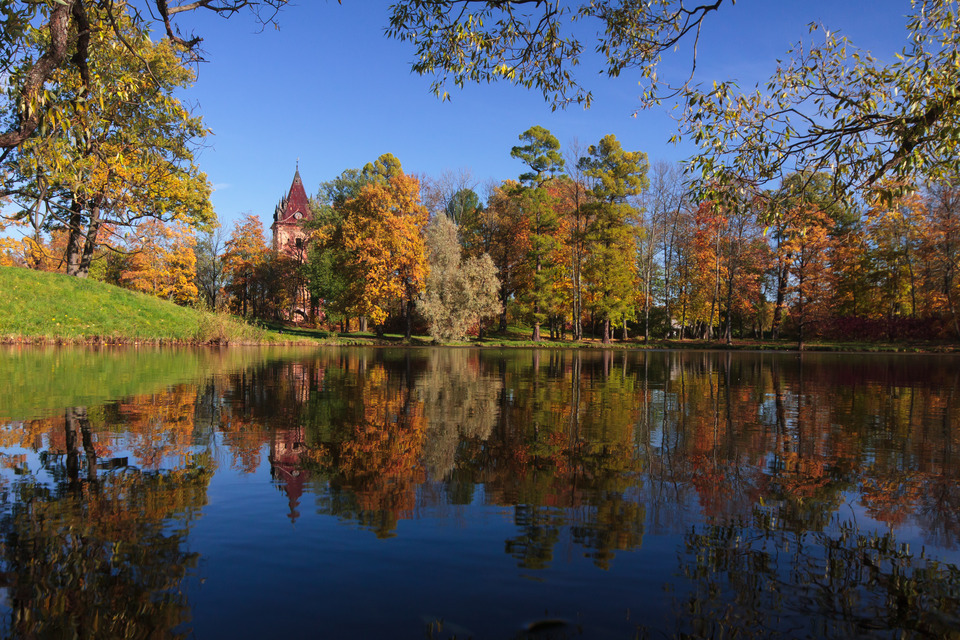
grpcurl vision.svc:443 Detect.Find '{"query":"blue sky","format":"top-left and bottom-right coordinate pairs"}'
top-left (179, 1), bottom-right (912, 231)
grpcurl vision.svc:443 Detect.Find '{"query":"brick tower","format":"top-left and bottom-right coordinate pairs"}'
top-left (271, 167), bottom-right (313, 322)
top-left (270, 167), bottom-right (312, 258)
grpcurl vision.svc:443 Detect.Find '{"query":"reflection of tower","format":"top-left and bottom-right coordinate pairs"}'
top-left (268, 425), bottom-right (309, 523)
top-left (288, 362), bottom-right (311, 404)
top-left (270, 166), bottom-right (313, 321)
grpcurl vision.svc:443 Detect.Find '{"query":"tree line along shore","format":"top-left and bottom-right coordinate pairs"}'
top-left (3, 4), bottom-right (960, 350)
top-left (1, 267), bottom-right (956, 353)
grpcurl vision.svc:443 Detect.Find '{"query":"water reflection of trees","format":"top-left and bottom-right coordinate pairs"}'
top-left (2, 349), bottom-right (959, 636)
top-left (0, 388), bottom-right (213, 638)
top-left (208, 349), bottom-right (960, 561)
top-left (668, 515), bottom-right (960, 638)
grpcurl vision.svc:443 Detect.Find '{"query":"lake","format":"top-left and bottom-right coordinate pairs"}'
top-left (1, 346), bottom-right (959, 639)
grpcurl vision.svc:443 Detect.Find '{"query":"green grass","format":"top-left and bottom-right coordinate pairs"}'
top-left (7, 267), bottom-right (952, 352)
top-left (0, 266), bottom-right (273, 344)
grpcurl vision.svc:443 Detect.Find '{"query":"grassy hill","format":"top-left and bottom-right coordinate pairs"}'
top-left (0, 266), bottom-right (275, 344)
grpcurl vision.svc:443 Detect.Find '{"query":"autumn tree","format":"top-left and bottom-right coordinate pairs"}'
top-left (511, 126), bottom-right (565, 341)
top-left (781, 214), bottom-right (835, 348)
top-left (646, 160), bottom-right (689, 339)
top-left (387, 1), bottom-right (960, 202)
top-left (304, 168), bottom-right (367, 331)
top-left (690, 197), bottom-right (771, 343)
top-left (421, 214), bottom-right (501, 342)
top-left (921, 183), bottom-right (960, 338)
top-left (542, 174), bottom-right (582, 340)
top-left (306, 154), bottom-right (420, 334)
top-left (194, 225), bottom-right (229, 310)
top-left (2, 10), bottom-right (212, 278)
top-left (0, 0), bottom-right (286, 151)
top-left (687, 201), bottom-right (724, 340)
top-left (578, 135), bottom-right (649, 343)
top-left (119, 219), bottom-right (199, 305)
top-left (223, 213), bottom-right (269, 318)
top-left (0, 238), bottom-right (25, 267)
top-left (316, 170), bottom-right (428, 337)
top-left (865, 189), bottom-right (926, 321)
top-left (719, 200), bottom-right (772, 341)
top-left (769, 174), bottom-right (852, 346)
top-left (825, 209), bottom-right (875, 324)
top-left (10, 2), bottom-right (955, 208)
top-left (460, 181), bottom-right (530, 332)
top-left (559, 140), bottom-right (594, 341)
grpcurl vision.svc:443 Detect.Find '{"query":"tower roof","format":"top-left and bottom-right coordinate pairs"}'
top-left (274, 168), bottom-right (312, 224)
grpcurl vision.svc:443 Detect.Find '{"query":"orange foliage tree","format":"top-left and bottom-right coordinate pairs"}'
top-left (222, 213), bottom-right (294, 320)
top-left (782, 204), bottom-right (834, 348)
top-left (921, 184), bottom-right (960, 338)
top-left (333, 173), bottom-right (429, 336)
top-left (119, 219), bottom-right (199, 304)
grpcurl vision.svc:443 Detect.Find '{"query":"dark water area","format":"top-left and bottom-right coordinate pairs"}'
top-left (1, 346), bottom-right (959, 639)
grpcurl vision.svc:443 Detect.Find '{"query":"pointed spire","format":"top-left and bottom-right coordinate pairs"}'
top-left (275, 164), bottom-right (311, 224)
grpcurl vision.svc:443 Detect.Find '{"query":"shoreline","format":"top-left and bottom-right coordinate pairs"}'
top-left (3, 332), bottom-right (958, 354)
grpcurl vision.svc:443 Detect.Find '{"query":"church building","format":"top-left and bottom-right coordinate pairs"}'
top-left (271, 167), bottom-right (312, 259)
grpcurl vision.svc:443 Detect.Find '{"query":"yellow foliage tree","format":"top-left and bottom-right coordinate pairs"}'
top-left (336, 174), bottom-right (429, 333)
top-left (3, 8), bottom-right (212, 278)
top-left (223, 214), bottom-right (268, 317)
top-left (120, 219), bottom-right (199, 304)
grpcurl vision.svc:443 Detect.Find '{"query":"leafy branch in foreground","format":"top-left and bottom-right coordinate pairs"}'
top-left (684, 1), bottom-right (960, 202)
top-left (0, 0), bottom-right (289, 150)
top-left (385, 0), bottom-right (729, 109)
top-left (386, 0), bottom-right (960, 202)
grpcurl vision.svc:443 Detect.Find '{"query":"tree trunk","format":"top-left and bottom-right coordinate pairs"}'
top-left (65, 198), bottom-right (85, 276)
top-left (499, 280), bottom-right (509, 333)
top-left (680, 296), bottom-right (688, 340)
top-left (533, 254), bottom-right (542, 342)
top-left (797, 260), bottom-right (806, 351)
top-left (602, 318), bottom-right (611, 344)
top-left (64, 406), bottom-right (97, 487)
top-left (405, 295), bottom-right (414, 340)
top-left (772, 269), bottom-right (787, 340)
top-left (724, 276), bottom-right (734, 345)
top-left (772, 251), bottom-right (788, 339)
top-left (573, 248), bottom-right (582, 341)
top-left (644, 288), bottom-right (651, 342)
top-left (0, 3), bottom-right (75, 150)
top-left (64, 407), bottom-right (82, 487)
top-left (76, 204), bottom-right (102, 277)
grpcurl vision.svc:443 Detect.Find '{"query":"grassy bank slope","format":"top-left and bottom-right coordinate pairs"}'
top-left (0, 266), bottom-right (271, 344)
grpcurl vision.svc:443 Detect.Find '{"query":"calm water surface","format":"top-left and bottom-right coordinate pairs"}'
top-left (1, 346), bottom-right (959, 639)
